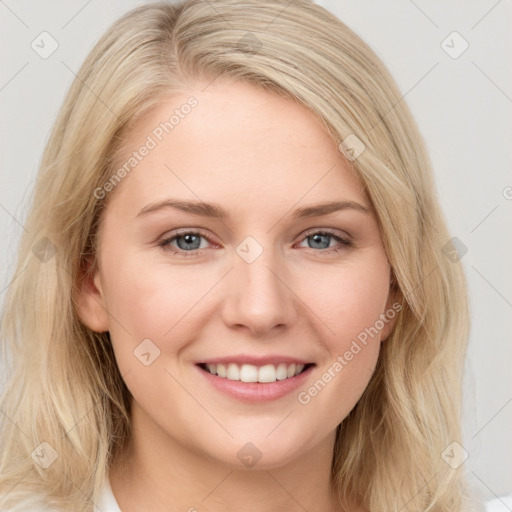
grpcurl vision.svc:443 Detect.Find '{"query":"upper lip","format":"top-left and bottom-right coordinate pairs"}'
top-left (197, 355), bottom-right (314, 366)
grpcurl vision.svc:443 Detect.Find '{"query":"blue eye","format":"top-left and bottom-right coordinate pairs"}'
top-left (160, 230), bottom-right (211, 259)
top-left (159, 229), bottom-right (352, 259)
top-left (299, 231), bottom-right (352, 252)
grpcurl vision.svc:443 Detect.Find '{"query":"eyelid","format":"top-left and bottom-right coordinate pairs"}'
top-left (299, 226), bottom-right (353, 241)
top-left (158, 227), bottom-right (216, 243)
top-left (157, 228), bottom-right (219, 249)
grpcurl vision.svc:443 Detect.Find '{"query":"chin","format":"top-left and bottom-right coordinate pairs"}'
top-left (200, 431), bottom-right (314, 471)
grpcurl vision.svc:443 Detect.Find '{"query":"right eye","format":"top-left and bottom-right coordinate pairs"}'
top-left (159, 229), bottom-right (215, 258)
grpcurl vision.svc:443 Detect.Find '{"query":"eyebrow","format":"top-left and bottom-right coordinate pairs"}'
top-left (136, 198), bottom-right (371, 220)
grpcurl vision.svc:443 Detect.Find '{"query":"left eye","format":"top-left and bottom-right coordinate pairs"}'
top-left (297, 231), bottom-right (351, 251)
top-left (159, 229), bottom-right (352, 258)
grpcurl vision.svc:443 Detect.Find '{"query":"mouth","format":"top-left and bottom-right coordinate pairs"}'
top-left (195, 360), bottom-right (316, 403)
top-left (197, 362), bottom-right (315, 383)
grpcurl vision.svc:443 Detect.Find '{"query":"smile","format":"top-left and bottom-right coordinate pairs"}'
top-left (196, 360), bottom-right (316, 403)
top-left (198, 362), bottom-right (312, 383)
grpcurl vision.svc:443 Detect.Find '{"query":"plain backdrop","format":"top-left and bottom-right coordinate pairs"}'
top-left (1, 0), bottom-right (511, 506)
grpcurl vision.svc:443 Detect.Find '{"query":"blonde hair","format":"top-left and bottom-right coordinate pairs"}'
top-left (0, 1), bottom-right (476, 510)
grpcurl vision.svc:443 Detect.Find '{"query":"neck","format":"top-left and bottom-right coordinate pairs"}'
top-left (109, 403), bottom-right (359, 512)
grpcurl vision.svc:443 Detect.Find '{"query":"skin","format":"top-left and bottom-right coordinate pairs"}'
top-left (77, 78), bottom-right (397, 512)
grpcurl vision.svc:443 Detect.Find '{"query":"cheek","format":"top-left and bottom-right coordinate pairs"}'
top-left (291, 256), bottom-right (389, 414)
top-left (101, 241), bottom-right (211, 321)
top-left (295, 255), bottom-right (391, 348)
top-left (335, 270), bottom-right (389, 342)
top-left (97, 249), bottom-right (202, 367)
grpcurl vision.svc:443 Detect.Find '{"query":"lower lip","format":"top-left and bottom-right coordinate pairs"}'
top-left (196, 364), bottom-right (315, 403)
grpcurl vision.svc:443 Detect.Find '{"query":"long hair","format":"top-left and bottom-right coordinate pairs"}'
top-left (0, 1), bottom-right (475, 510)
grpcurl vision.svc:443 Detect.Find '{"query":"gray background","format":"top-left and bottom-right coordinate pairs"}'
top-left (1, 0), bottom-right (511, 505)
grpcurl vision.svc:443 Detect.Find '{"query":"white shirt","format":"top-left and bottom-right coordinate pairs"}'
top-left (94, 472), bottom-right (122, 512)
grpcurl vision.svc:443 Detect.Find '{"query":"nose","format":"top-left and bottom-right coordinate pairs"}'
top-left (220, 242), bottom-right (298, 337)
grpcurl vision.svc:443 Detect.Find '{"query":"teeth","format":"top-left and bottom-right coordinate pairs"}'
top-left (226, 363), bottom-right (240, 380)
top-left (258, 364), bottom-right (277, 383)
top-left (240, 364), bottom-right (258, 383)
top-left (276, 363), bottom-right (288, 380)
top-left (216, 364), bottom-right (226, 378)
top-left (204, 362), bottom-right (308, 383)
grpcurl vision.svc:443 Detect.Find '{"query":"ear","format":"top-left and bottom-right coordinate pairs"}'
top-left (380, 272), bottom-right (401, 342)
top-left (74, 258), bottom-right (110, 333)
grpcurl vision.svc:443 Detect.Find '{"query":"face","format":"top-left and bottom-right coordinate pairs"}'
top-left (78, 78), bottom-right (396, 470)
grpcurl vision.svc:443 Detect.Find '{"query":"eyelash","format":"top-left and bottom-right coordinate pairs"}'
top-left (158, 228), bottom-right (353, 259)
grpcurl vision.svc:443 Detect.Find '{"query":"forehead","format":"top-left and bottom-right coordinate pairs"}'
top-left (108, 79), bottom-right (367, 214)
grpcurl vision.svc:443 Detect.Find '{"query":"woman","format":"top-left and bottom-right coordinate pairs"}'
top-left (0, 0), bottom-right (484, 510)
